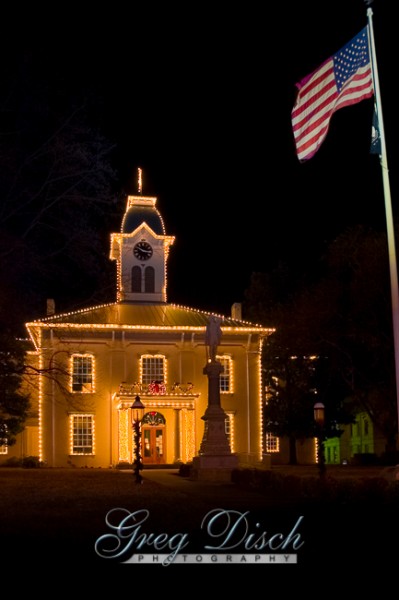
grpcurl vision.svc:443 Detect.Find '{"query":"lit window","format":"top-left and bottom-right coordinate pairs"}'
top-left (218, 355), bottom-right (233, 393)
top-left (265, 433), bottom-right (280, 453)
top-left (71, 354), bottom-right (94, 393)
top-left (225, 412), bottom-right (235, 452)
top-left (0, 425), bottom-right (8, 453)
top-left (141, 355), bottom-right (166, 386)
top-left (70, 414), bottom-right (95, 455)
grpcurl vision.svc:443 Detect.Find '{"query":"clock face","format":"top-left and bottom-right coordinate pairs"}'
top-left (133, 241), bottom-right (153, 261)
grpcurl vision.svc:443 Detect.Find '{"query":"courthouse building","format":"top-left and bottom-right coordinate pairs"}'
top-left (5, 190), bottom-right (274, 467)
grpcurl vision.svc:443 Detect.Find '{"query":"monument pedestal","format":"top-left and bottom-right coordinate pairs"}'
top-left (191, 360), bottom-right (239, 481)
top-left (191, 453), bottom-right (239, 481)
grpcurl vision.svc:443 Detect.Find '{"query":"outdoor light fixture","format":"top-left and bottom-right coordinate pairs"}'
top-left (313, 402), bottom-right (326, 479)
top-left (313, 402), bottom-right (325, 427)
top-left (131, 395), bottom-right (145, 484)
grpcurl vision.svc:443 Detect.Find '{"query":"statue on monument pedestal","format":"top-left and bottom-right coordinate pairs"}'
top-left (191, 313), bottom-right (238, 480)
top-left (205, 315), bottom-right (222, 363)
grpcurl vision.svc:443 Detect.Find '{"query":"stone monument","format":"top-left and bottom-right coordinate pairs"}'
top-left (191, 316), bottom-right (239, 481)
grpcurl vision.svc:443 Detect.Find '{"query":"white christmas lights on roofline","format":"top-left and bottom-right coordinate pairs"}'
top-left (26, 301), bottom-right (273, 330)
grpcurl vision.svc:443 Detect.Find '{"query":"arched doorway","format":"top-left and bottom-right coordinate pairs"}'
top-left (141, 411), bottom-right (166, 464)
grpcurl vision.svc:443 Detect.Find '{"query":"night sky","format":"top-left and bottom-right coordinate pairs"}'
top-left (3, 0), bottom-right (397, 317)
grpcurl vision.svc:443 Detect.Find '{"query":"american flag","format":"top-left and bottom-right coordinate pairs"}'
top-left (292, 27), bottom-right (374, 162)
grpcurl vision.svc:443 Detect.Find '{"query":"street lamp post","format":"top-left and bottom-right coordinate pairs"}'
top-left (131, 395), bottom-right (145, 484)
top-left (313, 402), bottom-right (326, 479)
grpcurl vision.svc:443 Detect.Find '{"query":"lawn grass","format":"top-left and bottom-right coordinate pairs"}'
top-left (0, 469), bottom-right (167, 567)
top-left (1, 466), bottom-right (398, 577)
top-left (0, 469), bottom-right (190, 540)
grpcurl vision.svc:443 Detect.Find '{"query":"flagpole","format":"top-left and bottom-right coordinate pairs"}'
top-left (367, 4), bottom-right (399, 443)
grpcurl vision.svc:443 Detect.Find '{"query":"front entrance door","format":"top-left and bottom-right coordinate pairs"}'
top-left (142, 426), bottom-right (166, 464)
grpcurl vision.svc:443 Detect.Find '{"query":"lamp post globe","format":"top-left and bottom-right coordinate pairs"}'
top-left (313, 402), bottom-right (325, 426)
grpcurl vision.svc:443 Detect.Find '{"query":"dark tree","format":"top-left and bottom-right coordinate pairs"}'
top-left (318, 225), bottom-right (397, 452)
top-left (264, 354), bottom-right (319, 464)
top-left (244, 265), bottom-right (336, 464)
top-left (0, 51), bottom-right (119, 332)
top-left (0, 50), bottom-right (119, 440)
top-left (0, 331), bottom-right (30, 447)
top-left (244, 225), bottom-right (398, 458)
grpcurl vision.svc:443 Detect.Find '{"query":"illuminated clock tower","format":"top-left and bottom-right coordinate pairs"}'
top-left (110, 194), bottom-right (175, 303)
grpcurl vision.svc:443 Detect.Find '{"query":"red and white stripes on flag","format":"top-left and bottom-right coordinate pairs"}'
top-left (292, 27), bottom-right (374, 162)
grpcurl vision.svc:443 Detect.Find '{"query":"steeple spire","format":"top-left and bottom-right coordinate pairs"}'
top-left (138, 167), bottom-right (143, 194)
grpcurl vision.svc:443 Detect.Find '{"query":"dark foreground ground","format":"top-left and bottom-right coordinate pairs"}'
top-left (1, 465), bottom-right (398, 585)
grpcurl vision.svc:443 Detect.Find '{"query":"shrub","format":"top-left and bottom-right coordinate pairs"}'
top-left (231, 466), bottom-right (399, 507)
top-left (178, 463), bottom-right (192, 477)
top-left (22, 456), bottom-right (43, 468)
top-left (379, 450), bottom-right (399, 465)
top-left (351, 453), bottom-right (378, 466)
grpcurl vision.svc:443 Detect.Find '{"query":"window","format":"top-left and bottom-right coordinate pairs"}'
top-left (333, 446), bottom-right (338, 463)
top-left (218, 355), bottom-right (233, 393)
top-left (0, 425), bottom-right (8, 452)
top-left (141, 355), bottom-right (166, 386)
top-left (132, 266), bottom-right (141, 292)
top-left (265, 433), bottom-right (280, 453)
top-left (225, 412), bottom-right (235, 452)
top-left (144, 266), bottom-right (155, 293)
top-left (71, 354), bottom-right (94, 393)
top-left (70, 414), bottom-right (94, 455)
